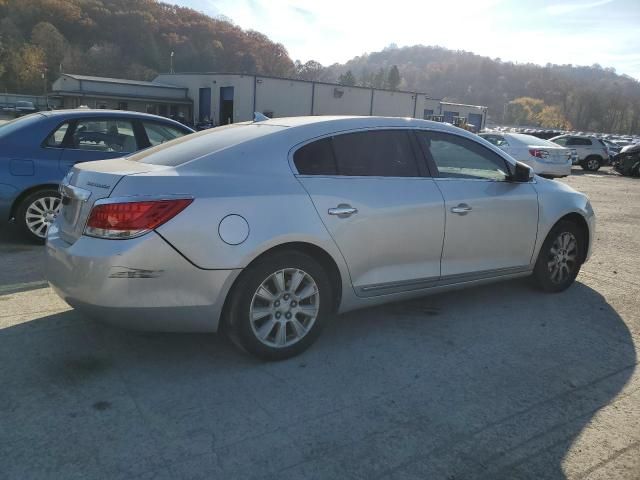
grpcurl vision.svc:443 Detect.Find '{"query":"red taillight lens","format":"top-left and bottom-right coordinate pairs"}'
top-left (529, 148), bottom-right (549, 159)
top-left (85, 199), bottom-right (193, 239)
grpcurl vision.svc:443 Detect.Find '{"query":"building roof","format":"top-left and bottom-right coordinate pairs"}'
top-left (61, 74), bottom-right (187, 90)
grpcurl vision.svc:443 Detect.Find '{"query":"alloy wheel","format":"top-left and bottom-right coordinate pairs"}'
top-left (25, 196), bottom-right (61, 239)
top-left (547, 232), bottom-right (578, 284)
top-left (587, 158), bottom-right (600, 170)
top-left (249, 268), bottom-right (320, 348)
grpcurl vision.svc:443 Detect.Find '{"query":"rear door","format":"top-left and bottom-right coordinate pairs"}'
top-left (294, 129), bottom-right (445, 296)
top-left (59, 117), bottom-right (140, 173)
top-left (416, 130), bottom-right (538, 279)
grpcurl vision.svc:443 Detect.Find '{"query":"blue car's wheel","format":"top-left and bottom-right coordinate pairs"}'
top-left (16, 189), bottom-right (61, 243)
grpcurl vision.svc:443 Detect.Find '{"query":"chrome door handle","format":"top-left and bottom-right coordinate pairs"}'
top-left (451, 204), bottom-right (472, 215)
top-left (328, 205), bottom-right (358, 218)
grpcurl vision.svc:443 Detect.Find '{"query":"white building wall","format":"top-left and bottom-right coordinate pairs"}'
top-left (255, 77), bottom-right (312, 118)
top-left (416, 97), bottom-right (441, 119)
top-left (52, 76), bottom-right (80, 92)
top-left (312, 84), bottom-right (371, 116)
top-left (372, 90), bottom-right (415, 117)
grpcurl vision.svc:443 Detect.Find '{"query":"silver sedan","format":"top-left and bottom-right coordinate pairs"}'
top-left (46, 116), bottom-right (595, 360)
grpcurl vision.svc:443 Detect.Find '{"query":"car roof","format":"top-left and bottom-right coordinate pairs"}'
top-left (248, 115), bottom-right (460, 131)
top-left (37, 109), bottom-right (194, 130)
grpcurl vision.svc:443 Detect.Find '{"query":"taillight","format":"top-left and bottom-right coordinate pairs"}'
top-left (529, 149), bottom-right (549, 159)
top-left (85, 199), bottom-right (193, 239)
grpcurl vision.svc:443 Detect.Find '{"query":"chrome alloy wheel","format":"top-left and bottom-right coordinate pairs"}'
top-left (25, 196), bottom-right (61, 239)
top-left (249, 268), bottom-right (320, 348)
top-left (547, 232), bottom-right (578, 284)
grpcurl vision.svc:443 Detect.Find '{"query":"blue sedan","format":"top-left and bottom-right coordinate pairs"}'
top-left (0, 109), bottom-right (194, 242)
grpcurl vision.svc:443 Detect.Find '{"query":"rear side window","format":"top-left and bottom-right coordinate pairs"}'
top-left (332, 130), bottom-right (419, 177)
top-left (552, 137), bottom-right (568, 146)
top-left (294, 138), bottom-right (337, 175)
top-left (44, 122), bottom-right (70, 147)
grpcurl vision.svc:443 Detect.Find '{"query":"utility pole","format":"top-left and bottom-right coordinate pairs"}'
top-left (170, 51), bottom-right (174, 74)
top-left (42, 66), bottom-right (48, 110)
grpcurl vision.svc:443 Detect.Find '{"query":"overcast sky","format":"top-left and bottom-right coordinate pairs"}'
top-left (174, 0), bottom-right (640, 79)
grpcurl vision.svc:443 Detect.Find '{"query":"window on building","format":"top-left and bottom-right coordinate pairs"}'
top-left (117, 102), bottom-right (128, 110)
top-left (417, 131), bottom-right (509, 181)
top-left (44, 122), bottom-right (71, 147)
top-left (332, 130), bottom-right (420, 177)
top-left (71, 118), bottom-right (138, 153)
top-left (293, 138), bottom-right (338, 175)
top-left (423, 109), bottom-right (434, 120)
top-left (142, 122), bottom-right (188, 147)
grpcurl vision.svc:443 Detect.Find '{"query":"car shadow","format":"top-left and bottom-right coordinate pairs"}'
top-left (0, 279), bottom-right (635, 479)
top-left (569, 166), bottom-right (619, 177)
top-left (0, 223), bottom-right (47, 292)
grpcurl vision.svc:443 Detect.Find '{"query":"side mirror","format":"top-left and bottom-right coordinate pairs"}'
top-left (511, 161), bottom-right (534, 182)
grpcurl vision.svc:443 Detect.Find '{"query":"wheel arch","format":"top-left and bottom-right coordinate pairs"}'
top-left (220, 241), bottom-right (344, 332)
top-left (10, 183), bottom-right (60, 220)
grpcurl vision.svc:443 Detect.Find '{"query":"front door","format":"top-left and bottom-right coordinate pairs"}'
top-left (294, 129), bottom-right (445, 296)
top-left (416, 130), bottom-right (538, 278)
top-left (219, 87), bottom-right (234, 125)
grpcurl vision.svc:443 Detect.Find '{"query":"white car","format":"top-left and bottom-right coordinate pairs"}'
top-left (479, 132), bottom-right (572, 177)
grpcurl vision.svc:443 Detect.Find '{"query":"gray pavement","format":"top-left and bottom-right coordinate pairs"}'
top-left (0, 167), bottom-right (639, 479)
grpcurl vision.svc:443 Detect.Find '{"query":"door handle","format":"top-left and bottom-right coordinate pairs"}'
top-left (451, 204), bottom-right (472, 215)
top-left (328, 205), bottom-right (358, 218)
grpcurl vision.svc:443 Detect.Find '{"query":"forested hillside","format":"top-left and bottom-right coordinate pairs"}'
top-left (0, 0), bottom-right (293, 91)
top-left (322, 45), bottom-right (640, 134)
top-left (1, 0), bottom-right (638, 134)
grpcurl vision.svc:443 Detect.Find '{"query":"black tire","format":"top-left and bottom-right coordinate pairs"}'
top-left (224, 251), bottom-right (333, 360)
top-left (532, 220), bottom-right (584, 293)
top-left (15, 189), bottom-right (61, 244)
top-left (581, 156), bottom-right (601, 171)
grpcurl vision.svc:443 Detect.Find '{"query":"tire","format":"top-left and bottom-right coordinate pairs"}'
top-left (532, 220), bottom-right (584, 293)
top-left (581, 156), bottom-right (601, 171)
top-left (224, 251), bottom-right (333, 360)
top-left (15, 189), bottom-right (61, 244)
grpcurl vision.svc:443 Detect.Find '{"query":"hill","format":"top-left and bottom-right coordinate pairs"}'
top-left (0, 0), bottom-right (293, 92)
top-left (322, 45), bottom-right (640, 134)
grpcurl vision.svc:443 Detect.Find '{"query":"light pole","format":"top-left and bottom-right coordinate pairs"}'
top-left (170, 51), bottom-right (174, 74)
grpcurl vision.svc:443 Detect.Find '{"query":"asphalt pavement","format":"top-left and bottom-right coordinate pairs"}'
top-left (0, 167), bottom-right (638, 479)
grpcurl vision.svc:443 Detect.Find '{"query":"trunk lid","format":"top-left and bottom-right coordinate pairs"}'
top-left (57, 158), bottom-right (168, 244)
top-left (529, 145), bottom-right (571, 164)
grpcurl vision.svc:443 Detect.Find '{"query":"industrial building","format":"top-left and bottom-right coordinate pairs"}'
top-left (51, 72), bottom-right (488, 130)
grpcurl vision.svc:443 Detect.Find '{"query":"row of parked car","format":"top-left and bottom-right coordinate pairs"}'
top-left (481, 129), bottom-right (640, 178)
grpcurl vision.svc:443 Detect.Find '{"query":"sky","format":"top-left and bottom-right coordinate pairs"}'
top-left (173, 0), bottom-right (640, 80)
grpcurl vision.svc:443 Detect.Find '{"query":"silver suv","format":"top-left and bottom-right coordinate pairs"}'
top-left (549, 135), bottom-right (609, 171)
top-left (46, 117), bottom-right (596, 359)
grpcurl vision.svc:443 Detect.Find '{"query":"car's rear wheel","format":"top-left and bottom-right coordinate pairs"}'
top-left (225, 251), bottom-right (332, 360)
top-left (532, 220), bottom-right (584, 292)
top-left (16, 189), bottom-right (61, 243)
top-left (581, 156), bottom-right (601, 171)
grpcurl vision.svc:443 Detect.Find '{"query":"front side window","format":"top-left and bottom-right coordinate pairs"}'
top-left (142, 122), bottom-right (187, 147)
top-left (44, 122), bottom-right (70, 147)
top-left (71, 118), bottom-right (138, 153)
top-left (332, 130), bottom-right (420, 177)
top-left (417, 131), bottom-right (509, 181)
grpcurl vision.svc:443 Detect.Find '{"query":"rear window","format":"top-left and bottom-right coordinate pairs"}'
top-left (128, 124), bottom-right (282, 166)
top-left (510, 133), bottom-right (564, 147)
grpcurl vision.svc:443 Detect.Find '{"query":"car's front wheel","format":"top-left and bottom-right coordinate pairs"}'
top-left (581, 156), bottom-right (601, 171)
top-left (16, 189), bottom-right (61, 243)
top-left (532, 220), bottom-right (584, 292)
top-left (225, 251), bottom-right (332, 360)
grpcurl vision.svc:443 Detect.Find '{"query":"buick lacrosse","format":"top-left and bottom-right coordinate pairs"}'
top-left (46, 116), bottom-right (595, 359)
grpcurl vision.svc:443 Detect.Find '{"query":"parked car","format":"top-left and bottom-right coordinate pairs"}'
top-left (0, 109), bottom-right (194, 242)
top-left (601, 138), bottom-right (622, 157)
top-left (613, 143), bottom-right (640, 177)
top-left (549, 135), bottom-right (609, 171)
top-left (479, 132), bottom-right (572, 177)
top-left (46, 116), bottom-right (595, 360)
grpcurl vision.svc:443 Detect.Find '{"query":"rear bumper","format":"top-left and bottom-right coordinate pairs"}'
top-left (45, 225), bottom-right (240, 332)
top-left (527, 159), bottom-right (572, 177)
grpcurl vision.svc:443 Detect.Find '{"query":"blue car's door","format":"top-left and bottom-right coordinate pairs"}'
top-left (59, 117), bottom-right (141, 173)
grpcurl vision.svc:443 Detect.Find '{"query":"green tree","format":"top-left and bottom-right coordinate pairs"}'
top-left (387, 65), bottom-right (400, 90)
top-left (372, 67), bottom-right (386, 88)
top-left (338, 70), bottom-right (356, 86)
